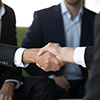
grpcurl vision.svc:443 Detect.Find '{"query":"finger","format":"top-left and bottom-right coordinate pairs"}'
top-left (37, 43), bottom-right (50, 56)
top-left (36, 63), bottom-right (45, 70)
top-left (56, 55), bottom-right (61, 60)
top-left (50, 54), bottom-right (61, 71)
top-left (9, 96), bottom-right (12, 100)
top-left (60, 77), bottom-right (71, 92)
top-left (61, 76), bottom-right (69, 85)
top-left (48, 47), bottom-right (59, 56)
top-left (56, 57), bottom-right (65, 67)
top-left (36, 63), bottom-right (41, 68)
top-left (56, 77), bottom-right (65, 88)
top-left (58, 76), bottom-right (69, 88)
top-left (36, 63), bottom-right (49, 71)
top-left (37, 48), bottom-right (47, 56)
top-left (38, 43), bottom-right (60, 56)
top-left (0, 94), bottom-right (4, 100)
top-left (5, 95), bottom-right (8, 100)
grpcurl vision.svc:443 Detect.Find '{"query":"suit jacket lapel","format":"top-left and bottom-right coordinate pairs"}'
top-left (53, 4), bottom-right (66, 47)
top-left (80, 7), bottom-right (90, 46)
top-left (0, 5), bottom-right (8, 43)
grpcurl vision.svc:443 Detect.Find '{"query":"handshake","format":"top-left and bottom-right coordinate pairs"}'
top-left (23, 43), bottom-right (75, 71)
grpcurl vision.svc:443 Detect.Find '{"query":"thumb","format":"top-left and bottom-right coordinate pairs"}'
top-left (37, 48), bottom-right (47, 56)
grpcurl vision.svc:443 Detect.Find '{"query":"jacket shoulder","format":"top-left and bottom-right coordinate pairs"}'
top-left (35, 4), bottom-right (60, 15)
top-left (84, 7), bottom-right (96, 16)
top-left (4, 4), bottom-right (15, 15)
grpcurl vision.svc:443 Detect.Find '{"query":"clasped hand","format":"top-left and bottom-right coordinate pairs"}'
top-left (23, 42), bottom-right (75, 72)
top-left (37, 43), bottom-right (66, 71)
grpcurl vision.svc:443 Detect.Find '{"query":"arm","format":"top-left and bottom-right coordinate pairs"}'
top-left (38, 43), bottom-right (75, 63)
top-left (22, 48), bottom-right (65, 71)
top-left (0, 43), bottom-right (18, 68)
top-left (0, 62), bottom-right (24, 100)
top-left (0, 81), bottom-right (16, 100)
top-left (38, 43), bottom-right (94, 70)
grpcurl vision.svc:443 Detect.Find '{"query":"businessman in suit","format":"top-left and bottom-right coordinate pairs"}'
top-left (0, 1), bottom-right (57, 100)
top-left (22, 0), bottom-right (96, 98)
top-left (38, 13), bottom-right (100, 100)
top-left (0, 43), bottom-right (64, 71)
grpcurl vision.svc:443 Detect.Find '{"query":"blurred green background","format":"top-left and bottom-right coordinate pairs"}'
top-left (16, 27), bottom-right (30, 76)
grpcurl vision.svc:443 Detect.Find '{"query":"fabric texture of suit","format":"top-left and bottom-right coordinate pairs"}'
top-left (83, 13), bottom-right (100, 100)
top-left (0, 43), bottom-right (18, 68)
top-left (22, 3), bottom-right (96, 99)
top-left (0, 4), bottom-right (57, 100)
top-left (85, 46), bottom-right (94, 69)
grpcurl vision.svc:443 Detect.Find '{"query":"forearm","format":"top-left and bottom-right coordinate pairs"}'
top-left (4, 81), bottom-right (16, 87)
top-left (0, 81), bottom-right (16, 100)
top-left (2, 81), bottom-right (16, 91)
top-left (59, 47), bottom-right (75, 63)
top-left (22, 49), bottom-right (40, 64)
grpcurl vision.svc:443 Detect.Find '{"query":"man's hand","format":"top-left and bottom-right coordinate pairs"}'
top-left (22, 48), bottom-right (65, 71)
top-left (38, 43), bottom-right (75, 63)
top-left (53, 76), bottom-right (71, 92)
top-left (38, 43), bottom-right (61, 56)
top-left (36, 52), bottom-right (65, 71)
top-left (0, 81), bottom-right (16, 100)
top-left (22, 49), bottom-right (40, 64)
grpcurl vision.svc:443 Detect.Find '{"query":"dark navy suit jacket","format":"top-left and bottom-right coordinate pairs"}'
top-left (22, 4), bottom-right (96, 80)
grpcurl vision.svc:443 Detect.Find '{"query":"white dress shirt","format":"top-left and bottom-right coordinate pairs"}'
top-left (14, 48), bottom-right (28, 68)
top-left (49, 1), bottom-right (84, 80)
top-left (74, 47), bottom-right (86, 67)
top-left (61, 1), bottom-right (83, 80)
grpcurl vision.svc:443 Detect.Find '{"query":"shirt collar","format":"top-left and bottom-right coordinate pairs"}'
top-left (60, 0), bottom-right (83, 19)
top-left (61, 1), bottom-right (69, 15)
top-left (0, 3), bottom-right (5, 20)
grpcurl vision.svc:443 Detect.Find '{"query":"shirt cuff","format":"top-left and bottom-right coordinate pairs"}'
top-left (14, 48), bottom-right (29, 68)
top-left (73, 47), bottom-right (86, 68)
top-left (5, 79), bottom-right (23, 89)
top-left (48, 75), bottom-right (56, 79)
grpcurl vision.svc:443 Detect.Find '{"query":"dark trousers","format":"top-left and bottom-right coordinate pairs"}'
top-left (13, 76), bottom-right (57, 100)
top-left (56, 79), bottom-right (86, 99)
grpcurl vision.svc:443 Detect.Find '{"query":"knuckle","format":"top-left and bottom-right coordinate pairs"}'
top-left (48, 55), bottom-right (51, 59)
top-left (44, 67), bottom-right (48, 71)
top-left (45, 64), bottom-right (49, 68)
top-left (45, 59), bottom-right (49, 64)
top-left (56, 43), bottom-right (60, 46)
top-left (56, 62), bottom-right (60, 66)
top-left (48, 42), bottom-right (52, 45)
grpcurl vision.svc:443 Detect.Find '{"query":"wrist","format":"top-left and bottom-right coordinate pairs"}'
top-left (61, 47), bottom-right (75, 63)
top-left (3, 81), bottom-right (16, 90)
top-left (22, 49), bottom-right (39, 63)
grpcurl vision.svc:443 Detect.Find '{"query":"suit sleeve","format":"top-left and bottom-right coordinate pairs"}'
top-left (3, 67), bottom-right (24, 83)
top-left (84, 46), bottom-right (94, 69)
top-left (84, 14), bottom-right (100, 100)
top-left (0, 43), bottom-right (18, 68)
